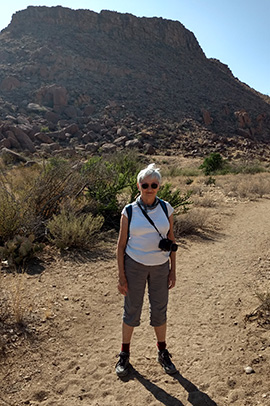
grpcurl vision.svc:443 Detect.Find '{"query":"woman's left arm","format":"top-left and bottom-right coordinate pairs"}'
top-left (167, 214), bottom-right (176, 289)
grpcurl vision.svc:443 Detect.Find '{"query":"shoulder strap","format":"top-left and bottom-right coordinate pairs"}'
top-left (126, 204), bottom-right (132, 238)
top-left (158, 198), bottom-right (169, 219)
top-left (136, 201), bottom-right (163, 239)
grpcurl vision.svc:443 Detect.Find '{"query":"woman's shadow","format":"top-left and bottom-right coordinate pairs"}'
top-left (120, 365), bottom-right (218, 406)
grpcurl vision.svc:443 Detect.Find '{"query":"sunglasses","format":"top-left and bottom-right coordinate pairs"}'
top-left (141, 183), bottom-right (159, 189)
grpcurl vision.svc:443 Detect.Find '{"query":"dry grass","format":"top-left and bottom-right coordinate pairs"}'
top-left (216, 173), bottom-right (270, 200)
top-left (161, 164), bottom-right (270, 238)
top-left (10, 272), bottom-right (28, 325)
top-left (174, 208), bottom-right (211, 237)
top-left (245, 291), bottom-right (270, 328)
top-left (163, 170), bottom-right (270, 204)
top-left (0, 274), bottom-right (10, 323)
top-left (0, 270), bottom-right (30, 326)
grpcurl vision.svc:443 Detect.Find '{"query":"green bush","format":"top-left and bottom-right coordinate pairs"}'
top-left (158, 183), bottom-right (193, 213)
top-left (82, 152), bottom-right (143, 227)
top-left (47, 209), bottom-right (104, 250)
top-left (199, 153), bottom-right (224, 175)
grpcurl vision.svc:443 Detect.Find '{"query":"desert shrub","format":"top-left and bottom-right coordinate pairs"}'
top-left (256, 291), bottom-right (270, 312)
top-left (23, 158), bottom-right (87, 238)
top-left (199, 153), bottom-right (225, 175)
top-left (0, 159), bottom-right (87, 241)
top-left (205, 176), bottom-right (216, 185)
top-left (82, 151), bottom-right (144, 228)
top-left (0, 234), bottom-right (43, 268)
top-left (245, 291), bottom-right (270, 328)
top-left (0, 277), bottom-right (10, 322)
top-left (194, 192), bottom-right (219, 208)
top-left (47, 209), bottom-right (104, 249)
top-left (31, 158), bottom-right (84, 218)
top-left (158, 183), bottom-right (193, 213)
top-left (0, 185), bottom-right (22, 243)
top-left (174, 208), bottom-right (210, 236)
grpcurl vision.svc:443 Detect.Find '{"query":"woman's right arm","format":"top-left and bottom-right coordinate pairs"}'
top-left (116, 214), bottom-right (129, 296)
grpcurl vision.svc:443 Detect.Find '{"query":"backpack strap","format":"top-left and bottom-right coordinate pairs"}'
top-left (158, 198), bottom-right (169, 219)
top-left (126, 204), bottom-right (132, 239)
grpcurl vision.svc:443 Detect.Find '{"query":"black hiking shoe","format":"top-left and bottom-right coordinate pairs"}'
top-left (158, 349), bottom-right (177, 375)
top-left (115, 351), bottom-right (130, 377)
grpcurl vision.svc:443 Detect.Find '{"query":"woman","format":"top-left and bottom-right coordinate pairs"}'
top-left (116, 163), bottom-right (177, 377)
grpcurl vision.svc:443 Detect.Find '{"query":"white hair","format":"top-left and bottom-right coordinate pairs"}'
top-left (137, 163), bottom-right (161, 184)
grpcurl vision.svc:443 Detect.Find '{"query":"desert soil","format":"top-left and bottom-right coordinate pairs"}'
top-left (0, 197), bottom-right (270, 406)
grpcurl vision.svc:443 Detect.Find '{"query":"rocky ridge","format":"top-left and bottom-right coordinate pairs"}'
top-left (0, 6), bottom-right (270, 162)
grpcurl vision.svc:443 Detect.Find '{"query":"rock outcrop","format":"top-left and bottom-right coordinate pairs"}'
top-left (0, 6), bottom-right (269, 160)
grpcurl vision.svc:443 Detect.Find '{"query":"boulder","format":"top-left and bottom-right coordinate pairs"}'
top-left (0, 139), bottom-right (12, 149)
top-left (64, 106), bottom-right (78, 119)
top-left (11, 127), bottom-right (36, 152)
top-left (34, 132), bottom-right (54, 144)
top-left (0, 76), bottom-right (21, 91)
top-left (64, 123), bottom-right (79, 135)
top-left (117, 126), bottom-right (128, 137)
top-left (0, 147), bottom-right (27, 163)
top-left (125, 139), bottom-right (142, 149)
top-left (101, 143), bottom-right (117, 153)
top-left (114, 136), bottom-right (127, 146)
top-left (5, 130), bottom-right (21, 149)
top-left (144, 143), bottom-right (156, 155)
top-left (53, 148), bottom-right (77, 158)
top-left (83, 105), bottom-right (96, 116)
top-left (201, 109), bottom-right (213, 126)
top-left (82, 133), bottom-right (91, 144)
top-left (234, 110), bottom-right (251, 128)
top-left (87, 122), bottom-right (102, 133)
top-left (36, 84), bottom-right (68, 111)
top-left (27, 103), bottom-right (48, 113)
top-left (45, 111), bottom-right (60, 124)
top-left (85, 142), bottom-right (99, 153)
top-left (40, 142), bottom-right (61, 153)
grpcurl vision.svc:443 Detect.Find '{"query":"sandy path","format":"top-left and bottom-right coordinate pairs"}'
top-left (1, 199), bottom-right (270, 406)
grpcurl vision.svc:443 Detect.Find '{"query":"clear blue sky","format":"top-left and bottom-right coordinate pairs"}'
top-left (1, 1), bottom-right (269, 95)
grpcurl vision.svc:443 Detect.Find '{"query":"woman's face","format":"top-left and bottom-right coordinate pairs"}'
top-left (138, 175), bottom-right (160, 199)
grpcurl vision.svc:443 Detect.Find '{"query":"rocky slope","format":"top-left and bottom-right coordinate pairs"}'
top-left (0, 6), bottom-right (270, 160)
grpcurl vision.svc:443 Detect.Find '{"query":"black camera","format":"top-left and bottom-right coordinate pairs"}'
top-left (159, 238), bottom-right (178, 252)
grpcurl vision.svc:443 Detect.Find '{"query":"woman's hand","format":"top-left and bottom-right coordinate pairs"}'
top-left (168, 269), bottom-right (176, 289)
top-left (118, 274), bottom-right (128, 296)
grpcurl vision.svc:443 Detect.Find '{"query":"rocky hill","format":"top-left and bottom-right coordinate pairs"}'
top-left (0, 6), bottom-right (270, 161)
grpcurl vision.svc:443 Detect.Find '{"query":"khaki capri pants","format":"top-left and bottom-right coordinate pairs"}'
top-left (123, 254), bottom-right (170, 327)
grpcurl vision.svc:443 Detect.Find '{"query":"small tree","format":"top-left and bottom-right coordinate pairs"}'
top-left (158, 183), bottom-right (193, 213)
top-left (82, 152), bottom-right (144, 228)
top-left (199, 153), bottom-right (224, 175)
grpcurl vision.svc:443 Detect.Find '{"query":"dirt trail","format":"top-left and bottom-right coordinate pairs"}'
top-left (1, 199), bottom-right (270, 406)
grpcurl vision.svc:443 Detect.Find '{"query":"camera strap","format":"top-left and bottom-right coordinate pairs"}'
top-left (136, 201), bottom-right (163, 239)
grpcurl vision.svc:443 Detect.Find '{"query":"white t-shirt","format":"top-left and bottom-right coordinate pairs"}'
top-left (122, 200), bottom-right (174, 266)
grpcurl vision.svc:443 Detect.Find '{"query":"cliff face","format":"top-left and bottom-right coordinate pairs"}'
top-left (0, 6), bottom-right (269, 157)
top-left (7, 6), bottom-right (203, 53)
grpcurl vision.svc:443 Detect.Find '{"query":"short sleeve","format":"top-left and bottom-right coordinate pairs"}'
top-left (166, 201), bottom-right (174, 217)
top-left (122, 206), bottom-right (128, 217)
